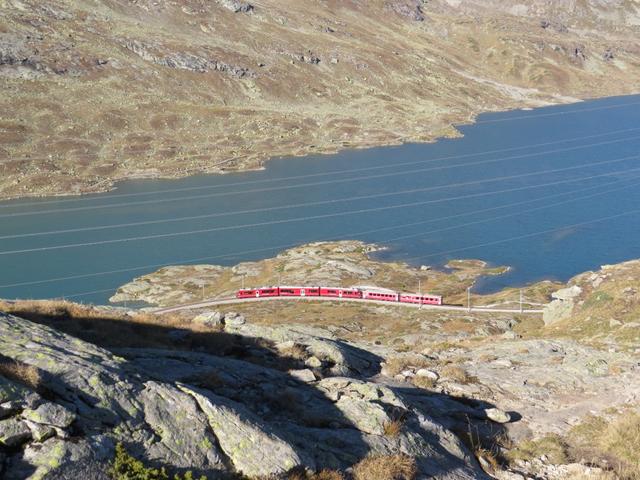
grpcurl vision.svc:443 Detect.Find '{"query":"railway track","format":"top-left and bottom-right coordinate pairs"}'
top-left (152, 295), bottom-right (544, 315)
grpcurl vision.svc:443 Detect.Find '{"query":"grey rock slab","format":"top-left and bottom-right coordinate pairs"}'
top-left (4, 436), bottom-right (100, 480)
top-left (227, 323), bottom-right (380, 375)
top-left (0, 417), bottom-right (32, 447)
top-left (305, 356), bottom-right (323, 368)
top-left (22, 402), bottom-right (76, 428)
top-left (317, 378), bottom-right (406, 435)
top-left (543, 285), bottom-right (583, 325)
top-left (178, 384), bottom-right (311, 477)
top-left (0, 375), bottom-right (33, 405)
top-left (139, 381), bottom-right (225, 471)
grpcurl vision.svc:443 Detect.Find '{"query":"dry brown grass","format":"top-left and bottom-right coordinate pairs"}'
top-left (475, 448), bottom-right (500, 474)
top-left (478, 353), bottom-right (498, 363)
top-left (0, 357), bottom-right (41, 392)
top-left (411, 375), bottom-right (436, 390)
top-left (506, 434), bottom-right (569, 465)
top-left (440, 365), bottom-right (473, 385)
top-left (383, 355), bottom-right (431, 377)
top-left (278, 343), bottom-right (310, 362)
top-left (352, 454), bottom-right (417, 480)
top-left (285, 469), bottom-right (344, 480)
top-left (569, 413), bottom-right (640, 479)
top-left (382, 416), bottom-right (405, 438)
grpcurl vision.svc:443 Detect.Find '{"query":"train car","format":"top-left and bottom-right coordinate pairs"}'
top-left (236, 289), bottom-right (259, 299)
top-left (256, 287), bottom-right (280, 297)
top-left (362, 290), bottom-right (400, 302)
top-left (320, 287), bottom-right (363, 299)
top-left (399, 293), bottom-right (443, 305)
top-left (279, 286), bottom-right (321, 297)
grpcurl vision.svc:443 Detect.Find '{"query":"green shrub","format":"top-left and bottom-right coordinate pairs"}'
top-left (109, 443), bottom-right (206, 480)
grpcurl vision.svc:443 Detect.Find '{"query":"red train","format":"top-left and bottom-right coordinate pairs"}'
top-left (236, 286), bottom-right (443, 305)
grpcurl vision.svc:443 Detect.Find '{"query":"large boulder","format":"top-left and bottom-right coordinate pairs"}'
top-left (22, 402), bottom-right (76, 429)
top-left (543, 285), bottom-right (582, 325)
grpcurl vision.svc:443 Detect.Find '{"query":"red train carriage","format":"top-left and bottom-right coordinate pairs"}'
top-left (319, 287), bottom-right (363, 299)
top-left (362, 290), bottom-right (399, 302)
top-left (236, 286), bottom-right (443, 305)
top-left (257, 287), bottom-right (280, 297)
top-left (236, 289), bottom-right (259, 299)
top-left (279, 286), bottom-right (321, 296)
top-left (399, 294), bottom-right (443, 305)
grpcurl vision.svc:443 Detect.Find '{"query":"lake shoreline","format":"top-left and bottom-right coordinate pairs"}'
top-left (0, 95), bottom-right (584, 203)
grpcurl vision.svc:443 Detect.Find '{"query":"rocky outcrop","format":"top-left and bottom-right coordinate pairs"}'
top-left (0, 312), bottom-right (488, 479)
top-left (542, 285), bottom-right (582, 325)
top-left (220, 0), bottom-right (254, 13)
top-left (386, 1), bottom-right (426, 21)
top-left (123, 40), bottom-right (255, 78)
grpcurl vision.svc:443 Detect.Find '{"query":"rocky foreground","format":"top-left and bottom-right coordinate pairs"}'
top-left (0, 310), bottom-right (487, 479)
top-left (1, 251), bottom-right (640, 478)
top-left (2, 0), bottom-right (640, 198)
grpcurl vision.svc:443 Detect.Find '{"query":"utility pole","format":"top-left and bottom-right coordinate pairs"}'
top-left (242, 274), bottom-right (245, 290)
top-left (418, 278), bottom-right (422, 310)
top-left (467, 287), bottom-right (471, 313)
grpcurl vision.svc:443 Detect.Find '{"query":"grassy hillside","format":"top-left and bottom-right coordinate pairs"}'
top-left (1, 0), bottom-right (639, 198)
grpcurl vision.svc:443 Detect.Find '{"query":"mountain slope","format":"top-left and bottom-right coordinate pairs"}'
top-left (1, 0), bottom-right (639, 198)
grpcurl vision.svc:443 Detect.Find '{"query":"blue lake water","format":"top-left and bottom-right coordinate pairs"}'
top-left (1, 94), bottom-right (640, 304)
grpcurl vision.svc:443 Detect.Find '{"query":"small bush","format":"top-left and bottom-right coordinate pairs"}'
top-left (352, 454), bottom-right (417, 480)
top-left (382, 355), bottom-right (431, 377)
top-left (382, 419), bottom-right (404, 438)
top-left (278, 343), bottom-right (310, 362)
top-left (411, 375), bottom-right (436, 390)
top-left (506, 434), bottom-right (569, 465)
top-left (109, 443), bottom-right (206, 480)
top-left (0, 357), bottom-right (42, 392)
top-left (440, 365), bottom-right (473, 384)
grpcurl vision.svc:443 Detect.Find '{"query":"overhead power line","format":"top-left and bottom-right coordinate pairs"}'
top-left (1, 171), bottom-right (636, 290)
top-left (3, 135), bottom-right (640, 220)
top-left (2, 162), bottom-right (640, 240)
top-left (1, 154), bottom-right (639, 256)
